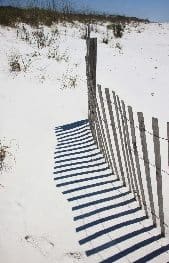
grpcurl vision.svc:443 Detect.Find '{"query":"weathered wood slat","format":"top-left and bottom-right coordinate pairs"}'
top-left (95, 109), bottom-right (106, 157)
top-left (152, 117), bottom-right (165, 236)
top-left (90, 88), bottom-right (108, 161)
top-left (128, 106), bottom-right (148, 217)
top-left (137, 112), bottom-right (156, 226)
top-left (116, 96), bottom-right (136, 197)
top-left (89, 85), bottom-right (106, 157)
top-left (121, 101), bottom-right (142, 208)
top-left (96, 108), bottom-right (109, 163)
top-left (113, 92), bottom-right (132, 191)
top-left (98, 85), bottom-right (118, 175)
top-left (105, 88), bottom-right (126, 185)
top-left (96, 99), bottom-right (113, 170)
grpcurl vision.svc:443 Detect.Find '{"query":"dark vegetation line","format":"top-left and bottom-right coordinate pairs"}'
top-left (0, 5), bottom-right (149, 27)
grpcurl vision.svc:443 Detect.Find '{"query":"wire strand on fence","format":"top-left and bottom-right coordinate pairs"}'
top-left (95, 88), bottom-right (169, 178)
top-left (96, 90), bottom-right (169, 143)
top-left (89, 102), bottom-right (169, 230)
top-left (89, 102), bottom-right (169, 229)
top-left (96, 107), bottom-right (169, 177)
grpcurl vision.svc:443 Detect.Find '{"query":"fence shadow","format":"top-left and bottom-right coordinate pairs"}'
top-left (54, 119), bottom-right (169, 263)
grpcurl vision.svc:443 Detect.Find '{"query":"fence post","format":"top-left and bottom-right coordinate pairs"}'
top-left (98, 85), bottom-right (118, 176)
top-left (128, 106), bottom-right (148, 217)
top-left (152, 117), bottom-right (165, 236)
top-left (137, 112), bottom-right (156, 226)
top-left (86, 37), bottom-right (97, 142)
top-left (105, 88), bottom-right (126, 185)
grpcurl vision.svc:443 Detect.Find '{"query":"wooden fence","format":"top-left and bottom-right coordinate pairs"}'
top-left (86, 29), bottom-right (166, 237)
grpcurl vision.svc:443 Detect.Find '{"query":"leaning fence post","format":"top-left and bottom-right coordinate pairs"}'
top-left (121, 101), bottom-right (142, 207)
top-left (116, 96), bottom-right (136, 197)
top-left (128, 106), bottom-right (148, 217)
top-left (95, 107), bottom-right (106, 157)
top-left (105, 88), bottom-right (126, 185)
top-left (113, 92), bottom-right (132, 191)
top-left (137, 112), bottom-right (156, 226)
top-left (98, 85), bottom-right (118, 176)
top-left (95, 99), bottom-right (112, 169)
top-left (152, 117), bottom-right (165, 236)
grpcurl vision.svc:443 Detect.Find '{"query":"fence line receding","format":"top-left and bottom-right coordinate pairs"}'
top-left (86, 25), bottom-right (167, 237)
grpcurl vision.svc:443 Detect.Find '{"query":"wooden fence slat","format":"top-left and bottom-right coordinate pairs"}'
top-left (96, 107), bottom-right (109, 164)
top-left (152, 117), bottom-right (165, 236)
top-left (121, 101), bottom-right (142, 208)
top-left (97, 85), bottom-right (112, 168)
top-left (95, 110), bottom-right (106, 156)
top-left (90, 89), bottom-right (109, 164)
top-left (137, 112), bottom-right (156, 226)
top-left (128, 106), bottom-right (148, 217)
top-left (113, 92), bottom-right (132, 191)
top-left (105, 88), bottom-right (126, 186)
top-left (95, 104), bottom-right (107, 156)
top-left (98, 85), bottom-right (118, 176)
top-left (116, 96), bottom-right (136, 198)
top-left (167, 122), bottom-right (169, 167)
top-left (93, 114), bottom-right (100, 149)
top-left (90, 89), bottom-right (106, 158)
top-left (96, 99), bottom-right (113, 170)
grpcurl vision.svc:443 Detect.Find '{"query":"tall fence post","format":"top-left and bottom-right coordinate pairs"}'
top-left (86, 36), bottom-right (97, 142)
top-left (137, 112), bottom-right (156, 226)
top-left (152, 117), bottom-right (165, 237)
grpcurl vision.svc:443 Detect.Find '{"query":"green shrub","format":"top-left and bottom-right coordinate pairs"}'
top-left (102, 37), bottom-right (108, 44)
top-left (107, 23), bottom-right (125, 38)
top-left (8, 54), bottom-right (21, 72)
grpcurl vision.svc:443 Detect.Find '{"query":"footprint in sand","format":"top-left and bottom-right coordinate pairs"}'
top-left (24, 235), bottom-right (54, 256)
top-left (60, 251), bottom-right (85, 263)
